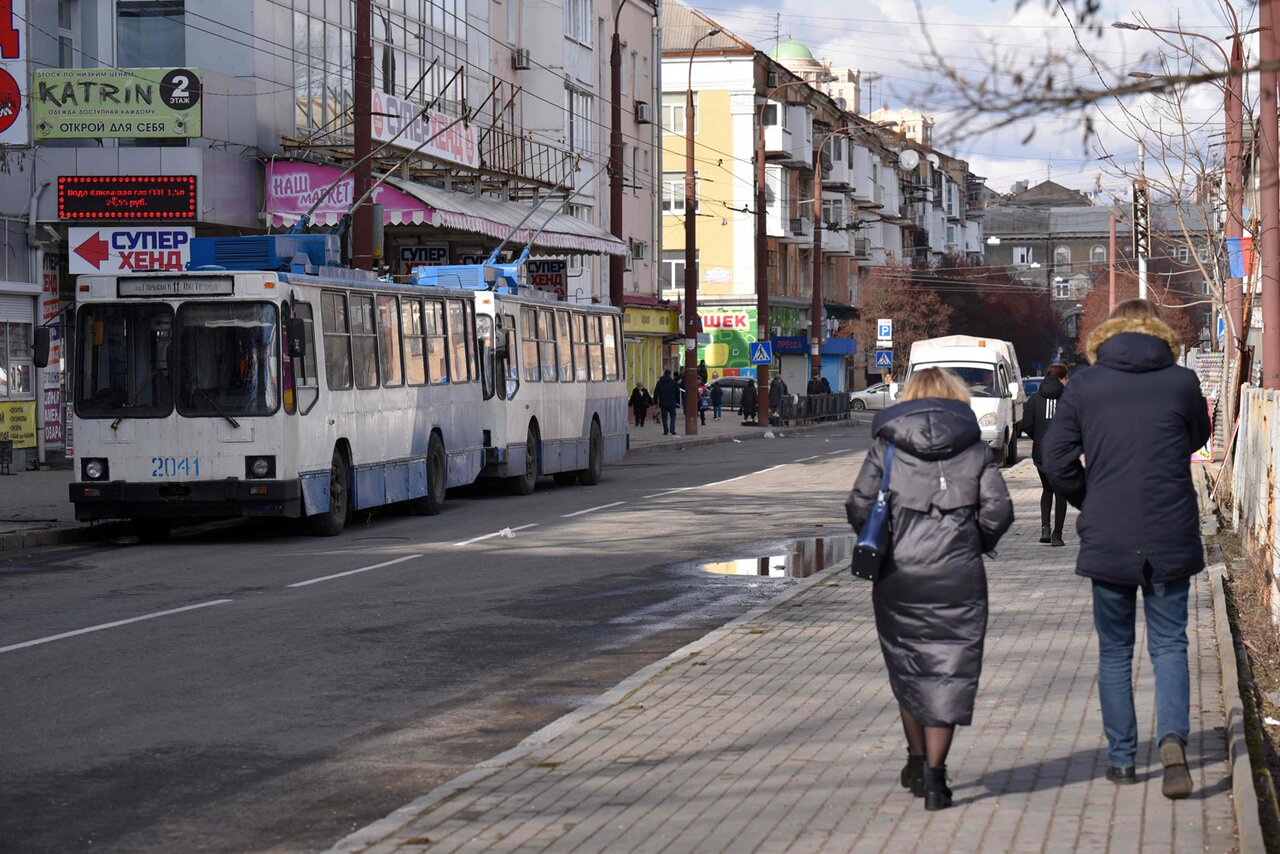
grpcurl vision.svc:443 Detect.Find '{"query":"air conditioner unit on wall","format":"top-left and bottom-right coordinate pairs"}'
top-left (512, 48), bottom-right (531, 70)
top-left (790, 218), bottom-right (805, 235)
top-left (635, 101), bottom-right (652, 124)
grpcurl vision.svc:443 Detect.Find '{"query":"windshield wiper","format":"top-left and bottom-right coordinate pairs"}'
top-left (111, 370), bottom-right (164, 430)
top-left (192, 385), bottom-right (240, 428)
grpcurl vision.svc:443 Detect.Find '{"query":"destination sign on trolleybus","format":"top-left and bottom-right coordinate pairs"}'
top-left (117, 276), bottom-right (234, 297)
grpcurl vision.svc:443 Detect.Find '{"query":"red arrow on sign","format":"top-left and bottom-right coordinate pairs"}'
top-left (74, 232), bottom-right (111, 270)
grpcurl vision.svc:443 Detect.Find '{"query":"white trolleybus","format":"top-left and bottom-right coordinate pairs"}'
top-left (63, 234), bottom-right (627, 540)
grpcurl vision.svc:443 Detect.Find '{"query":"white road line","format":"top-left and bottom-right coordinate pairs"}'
top-left (0, 599), bottom-right (234, 654)
top-left (562, 501), bottom-right (627, 518)
top-left (643, 464), bottom-right (789, 499)
top-left (794, 455), bottom-right (821, 462)
top-left (826, 450), bottom-right (850, 456)
top-left (454, 523), bottom-right (539, 547)
top-left (288, 554), bottom-right (423, 588)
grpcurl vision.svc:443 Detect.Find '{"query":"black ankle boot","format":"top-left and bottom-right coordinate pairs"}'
top-left (923, 764), bottom-right (952, 810)
top-left (900, 753), bottom-right (925, 797)
top-left (1040, 525), bottom-right (1051, 543)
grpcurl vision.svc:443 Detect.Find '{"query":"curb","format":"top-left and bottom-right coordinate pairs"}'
top-left (326, 558), bottom-right (851, 853)
top-left (1208, 564), bottom-right (1267, 854)
top-left (0, 521), bottom-right (129, 555)
top-left (625, 417), bottom-right (866, 458)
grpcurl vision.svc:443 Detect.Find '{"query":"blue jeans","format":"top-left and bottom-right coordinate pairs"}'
top-left (713, 401), bottom-right (722, 418)
top-left (1092, 576), bottom-right (1191, 767)
top-left (660, 406), bottom-right (676, 434)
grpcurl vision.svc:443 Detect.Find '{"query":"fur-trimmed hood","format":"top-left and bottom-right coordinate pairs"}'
top-left (1085, 316), bottom-right (1181, 366)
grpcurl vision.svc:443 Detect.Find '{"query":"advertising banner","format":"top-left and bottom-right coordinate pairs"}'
top-left (69, 226), bottom-right (194, 274)
top-left (697, 307), bottom-right (759, 381)
top-left (397, 243), bottom-right (450, 274)
top-left (265, 160), bottom-right (432, 228)
top-left (41, 253), bottom-right (63, 448)
top-left (0, 401), bottom-right (36, 449)
top-left (33, 67), bottom-right (202, 139)
top-left (0, 0), bottom-right (28, 146)
top-left (371, 90), bottom-right (479, 169)
top-left (527, 259), bottom-right (567, 299)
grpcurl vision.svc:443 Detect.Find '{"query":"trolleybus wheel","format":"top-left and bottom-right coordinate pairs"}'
top-left (410, 435), bottom-right (447, 516)
top-left (309, 449), bottom-right (349, 536)
top-left (578, 420), bottom-right (604, 486)
top-left (508, 426), bottom-right (540, 495)
top-left (133, 518), bottom-right (173, 543)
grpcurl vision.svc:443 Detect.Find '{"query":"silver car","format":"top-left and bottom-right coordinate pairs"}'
top-left (849, 382), bottom-right (891, 411)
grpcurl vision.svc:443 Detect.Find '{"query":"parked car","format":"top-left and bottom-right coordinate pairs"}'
top-left (849, 382), bottom-right (891, 411)
top-left (1022, 376), bottom-right (1044, 398)
top-left (709, 376), bottom-right (752, 411)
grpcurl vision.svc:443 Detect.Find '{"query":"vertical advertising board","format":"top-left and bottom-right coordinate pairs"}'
top-left (697, 307), bottom-right (760, 381)
top-left (0, 0), bottom-right (28, 146)
top-left (41, 252), bottom-right (63, 447)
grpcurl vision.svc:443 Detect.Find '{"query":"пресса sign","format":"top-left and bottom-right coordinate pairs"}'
top-left (33, 67), bottom-right (202, 139)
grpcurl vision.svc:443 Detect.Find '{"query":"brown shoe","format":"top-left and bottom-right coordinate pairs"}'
top-left (1160, 735), bottom-right (1193, 799)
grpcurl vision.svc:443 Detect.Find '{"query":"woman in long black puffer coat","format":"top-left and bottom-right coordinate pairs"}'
top-left (846, 367), bottom-right (1014, 811)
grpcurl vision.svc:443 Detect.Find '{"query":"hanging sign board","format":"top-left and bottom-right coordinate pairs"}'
top-left (33, 67), bottom-right (202, 139)
top-left (0, 0), bottom-right (28, 146)
top-left (69, 226), bottom-right (194, 274)
top-left (371, 90), bottom-right (479, 169)
top-left (58, 175), bottom-right (198, 220)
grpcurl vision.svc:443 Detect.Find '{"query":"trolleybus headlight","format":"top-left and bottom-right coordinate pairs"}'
top-left (246, 456), bottom-right (275, 479)
top-left (83, 459), bottom-right (108, 481)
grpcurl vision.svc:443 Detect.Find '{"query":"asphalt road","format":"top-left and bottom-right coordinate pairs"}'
top-left (0, 424), bottom-right (872, 853)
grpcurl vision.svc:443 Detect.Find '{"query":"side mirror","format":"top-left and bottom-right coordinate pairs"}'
top-left (1007, 380), bottom-right (1020, 399)
top-left (287, 317), bottom-right (307, 358)
top-left (33, 327), bottom-right (51, 368)
top-left (888, 382), bottom-right (900, 400)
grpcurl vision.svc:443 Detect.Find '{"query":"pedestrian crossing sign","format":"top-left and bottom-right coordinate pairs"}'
top-left (875, 349), bottom-right (893, 368)
top-left (749, 341), bottom-right (773, 365)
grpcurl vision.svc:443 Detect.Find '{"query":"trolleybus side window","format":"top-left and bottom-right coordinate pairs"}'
top-left (425, 299), bottom-right (449, 384)
top-left (464, 301), bottom-right (478, 382)
top-left (586, 313), bottom-right (604, 381)
top-left (520, 307), bottom-right (540, 382)
top-left (321, 291), bottom-right (353, 390)
top-left (377, 295), bottom-right (403, 388)
top-left (75, 303), bottom-right (174, 417)
top-left (447, 300), bottom-right (469, 384)
top-left (281, 302), bottom-right (297, 415)
top-left (603, 315), bottom-right (619, 381)
top-left (291, 299), bottom-right (320, 414)
top-left (401, 297), bottom-right (427, 386)
top-left (571, 313), bottom-right (588, 382)
top-left (350, 293), bottom-right (379, 389)
top-left (477, 312), bottom-right (495, 400)
top-left (555, 311), bottom-right (573, 382)
top-left (538, 309), bottom-right (557, 381)
top-left (176, 301), bottom-right (280, 417)
top-left (502, 313), bottom-right (520, 398)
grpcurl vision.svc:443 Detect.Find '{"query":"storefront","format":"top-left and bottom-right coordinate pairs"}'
top-left (819, 337), bottom-right (854, 393)
top-left (772, 335), bottom-right (810, 392)
top-left (0, 282), bottom-right (40, 470)
top-left (623, 299), bottom-right (680, 390)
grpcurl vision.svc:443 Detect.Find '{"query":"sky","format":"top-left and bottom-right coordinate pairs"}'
top-left (691, 0), bottom-right (1256, 197)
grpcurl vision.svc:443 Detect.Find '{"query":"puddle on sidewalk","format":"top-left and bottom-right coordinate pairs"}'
top-left (699, 534), bottom-right (853, 578)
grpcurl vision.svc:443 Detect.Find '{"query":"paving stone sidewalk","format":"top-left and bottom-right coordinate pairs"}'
top-left (335, 463), bottom-right (1236, 853)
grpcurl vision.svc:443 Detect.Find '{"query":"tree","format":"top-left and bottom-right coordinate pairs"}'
top-left (1076, 269), bottom-right (1199, 358)
top-left (852, 265), bottom-right (953, 377)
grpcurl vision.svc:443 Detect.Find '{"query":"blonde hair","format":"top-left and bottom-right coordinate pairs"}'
top-left (901, 367), bottom-right (971, 404)
top-left (1111, 298), bottom-right (1158, 321)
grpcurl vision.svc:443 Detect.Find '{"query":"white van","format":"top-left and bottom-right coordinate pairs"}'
top-left (891, 336), bottom-right (1025, 466)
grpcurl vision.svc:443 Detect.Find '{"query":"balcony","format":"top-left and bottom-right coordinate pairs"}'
top-left (782, 215), bottom-right (812, 245)
top-left (822, 152), bottom-right (853, 189)
top-left (822, 223), bottom-right (850, 255)
top-left (762, 103), bottom-right (812, 166)
top-left (481, 124), bottom-right (575, 188)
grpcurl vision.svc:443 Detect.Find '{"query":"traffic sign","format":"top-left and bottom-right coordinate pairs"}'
top-left (874, 350), bottom-right (893, 369)
top-left (1217, 314), bottom-right (1226, 340)
top-left (749, 341), bottom-right (774, 365)
top-left (876, 318), bottom-right (893, 341)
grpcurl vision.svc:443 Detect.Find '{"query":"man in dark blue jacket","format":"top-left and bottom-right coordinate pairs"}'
top-left (653, 370), bottom-right (681, 435)
top-left (1043, 299), bottom-right (1211, 799)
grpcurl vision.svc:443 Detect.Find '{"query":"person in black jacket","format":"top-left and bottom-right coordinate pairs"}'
top-left (1042, 299), bottom-right (1211, 799)
top-left (741, 379), bottom-right (759, 422)
top-left (1021, 364), bottom-right (1070, 546)
top-left (629, 384), bottom-right (652, 427)
top-left (652, 370), bottom-right (681, 435)
top-left (847, 367), bottom-right (1014, 811)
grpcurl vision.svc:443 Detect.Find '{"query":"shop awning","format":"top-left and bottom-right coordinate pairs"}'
top-left (387, 178), bottom-right (628, 257)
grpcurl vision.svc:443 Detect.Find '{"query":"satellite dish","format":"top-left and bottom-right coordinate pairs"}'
top-left (897, 149), bottom-right (920, 171)
top-left (925, 152), bottom-right (940, 168)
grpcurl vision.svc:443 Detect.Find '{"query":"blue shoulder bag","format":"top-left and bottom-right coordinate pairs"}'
top-left (852, 443), bottom-right (894, 581)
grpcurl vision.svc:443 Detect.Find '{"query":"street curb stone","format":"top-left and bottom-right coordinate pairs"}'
top-left (0, 521), bottom-right (129, 555)
top-left (326, 557), bottom-right (853, 853)
top-left (1209, 564), bottom-right (1267, 854)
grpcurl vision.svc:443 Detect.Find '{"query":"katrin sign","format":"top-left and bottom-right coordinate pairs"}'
top-left (33, 67), bottom-right (201, 139)
top-left (371, 90), bottom-right (479, 169)
top-left (0, 0), bottom-right (28, 146)
top-left (69, 226), bottom-right (194, 274)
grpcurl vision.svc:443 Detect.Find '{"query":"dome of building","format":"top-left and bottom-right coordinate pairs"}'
top-left (769, 40), bottom-right (814, 61)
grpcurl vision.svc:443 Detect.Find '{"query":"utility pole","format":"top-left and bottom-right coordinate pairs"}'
top-left (1226, 31), bottom-right (1246, 356)
top-left (683, 29), bottom-right (719, 433)
top-left (810, 139), bottom-right (824, 381)
top-left (1262, 0), bottom-right (1280, 388)
top-left (755, 87), bottom-right (772, 425)
top-left (352, 0), bottom-right (373, 270)
top-left (1135, 141), bottom-right (1148, 300)
top-left (609, 2), bottom-right (625, 308)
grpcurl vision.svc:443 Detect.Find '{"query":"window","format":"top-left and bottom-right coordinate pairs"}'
top-left (118, 1), bottom-right (184, 67)
top-left (563, 0), bottom-right (592, 44)
top-left (377, 296), bottom-right (403, 387)
top-left (176, 302), bottom-right (280, 417)
top-left (572, 313), bottom-right (589, 381)
top-left (1013, 246), bottom-right (1033, 265)
top-left (321, 292), bottom-right (353, 390)
top-left (556, 311), bottom-right (573, 381)
top-left (1177, 247), bottom-right (1190, 263)
top-left (401, 299), bottom-right (427, 386)
top-left (1054, 246), bottom-right (1070, 267)
top-left (538, 310), bottom-right (558, 381)
top-left (661, 173), bottom-right (691, 215)
top-left (291, 300), bottom-right (319, 414)
top-left (1054, 278), bottom-right (1070, 299)
top-left (1091, 245), bottom-right (1107, 264)
top-left (58, 0), bottom-right (76, 67)
top-left (822, 198), bottom-right (843, 228)
top-left (74, 304), bottom-right (172, 416)
top-left (603, 315), bottom-right (619, 381)
top-left (350, 294), bottom-right (379, 389)
top-left (464, 302), bottom-right (478, 381)
top-left (660, 250), bottom-right (698, 291)
top-left (946, 224), bottom-right (957, 245)
top-left (520, 307), bottom-right (540, 382)
top-left (447, 300), bottom-right (469, 384)
top-left (477, 313), bottom-right (495, 400)
top-left (425, 300), bottom-right (449, 384)
top-left (586, 314), bottom-right (604, 380)
top-left (501, 313), bottom-right (519, 398)
top-left (566, 86), bottom-right (593, 157)
top-left (0, 319), bottom-right (34, 401)
top-left (661, 92), bottom-right (695, 135)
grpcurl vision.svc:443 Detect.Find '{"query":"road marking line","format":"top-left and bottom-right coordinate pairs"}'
top-left (643, 464), bottom-right (789, 499)
top-left (454, 524), bottom-right (539, 546)
top-left (794, 455), bottom-right (821, 462)
top-left (288, 554), bottom-right (423, 588)
top-left (826, 450), bottom-right (850, 456)
top-left (0, 599), bottom-right (234, 654)
top-left (562, 501), bottom-right (626, 518)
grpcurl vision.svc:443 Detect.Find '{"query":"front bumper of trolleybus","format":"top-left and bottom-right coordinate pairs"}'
top-left (69, 479), bottom-right (304, 522)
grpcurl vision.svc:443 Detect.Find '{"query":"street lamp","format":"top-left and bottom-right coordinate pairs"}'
top-left (682, 27), bottom-right (720, 435)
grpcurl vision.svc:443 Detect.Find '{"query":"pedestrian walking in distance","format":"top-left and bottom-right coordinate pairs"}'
top-left (1020, 363), bottom-right (1070, 546)
top-left (629, 383), bottom-right (652, 428)
top-left (709, 382), bottom-right (724, 420)
top-left (1043, 299), bottom-right (1210, 798)
top-left (653, 370), bottom-right (680, 436)
top-left (741, 379), bottom-right (758, 423)
top-left (846, 367), bottom-right (1014, 811)
top-left (697, 382), bottom-right (710, 426)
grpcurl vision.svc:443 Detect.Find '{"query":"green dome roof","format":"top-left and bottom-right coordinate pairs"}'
top-left (770, 40), bottom-right (814, 61)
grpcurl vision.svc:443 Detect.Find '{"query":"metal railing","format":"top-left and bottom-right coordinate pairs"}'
top-left (775, 393), bottom-right (851, 426)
